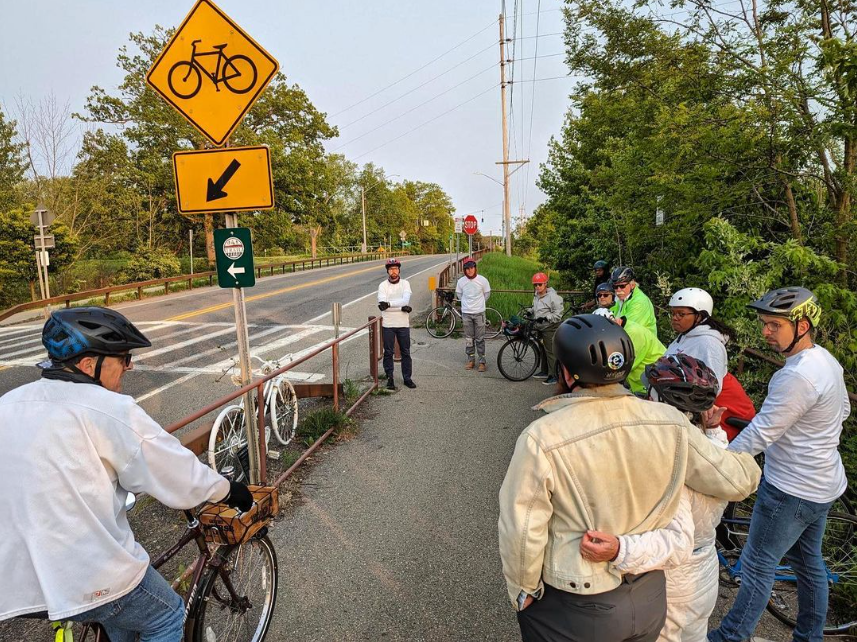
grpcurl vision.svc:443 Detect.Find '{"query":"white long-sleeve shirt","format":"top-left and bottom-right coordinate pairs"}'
top-left (377, 278), bottom-right (412, 328)
top-left (0, 378), bottom-right (230, 620)
top-left (455, 274), bottom-right (491, 314)
top-left (729, 344), bottom-right (849, 503)
top-left (666, 325), bottom-right (728, 393)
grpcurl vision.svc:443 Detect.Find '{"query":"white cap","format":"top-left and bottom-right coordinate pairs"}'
top-left (669, 288), bottom-right (713, 315)
top-left (592, 307), bottom-right (615, 320)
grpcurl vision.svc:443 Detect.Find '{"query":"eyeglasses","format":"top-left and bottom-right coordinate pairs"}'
top-left (534, 283), bottom-right (546, 287)
top-left (670, 310), bottom-right (696, 319)
top-left (117, 353), bottom-right (133, 367)
top-left (613, 282), bottom-right (631, 290)
top-left (758, 319), bottom-right (788, 333)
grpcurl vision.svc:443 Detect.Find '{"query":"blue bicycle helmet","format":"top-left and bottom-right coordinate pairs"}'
top-left (42, 307), bottom-right (151, 362)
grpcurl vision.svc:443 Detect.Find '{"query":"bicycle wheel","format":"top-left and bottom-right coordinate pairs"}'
top-left (497, 338), bottom-right (540, 381)
top-left (425, 306), bottom-right (456, 338)
top-left (766, 512), bottom-right (857, 635)
top-left (269, 377), bottom-right (298, 446)
top-left (167, 61), bottom-right (202, 99)
top-left (223, 54), bottom-right (258, 94)
top-left (192, 535), bottom-right (278, 642)
top-left (208, 405), bottom-right (249, 480)
top-left (484, 307), bottom-right (504, 339)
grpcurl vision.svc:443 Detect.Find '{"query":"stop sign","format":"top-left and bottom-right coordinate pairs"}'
top-left (463, 215), bottom-right (478, 235)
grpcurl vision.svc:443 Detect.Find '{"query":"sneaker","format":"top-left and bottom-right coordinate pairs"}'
top-left (477, 363), bottom-right (486, 372)
top-left (532, 371), bottom-right (549, 379)
top-left (542, 376), bottom-right (557, 385)
top-left (465, 361), bottom-right (475, 370)
top-left (403, 379), bottom-right (417, 389)
top-left (386, 378), bottom-right (396, 390)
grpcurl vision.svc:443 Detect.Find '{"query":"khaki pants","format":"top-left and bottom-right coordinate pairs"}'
top-left (462, 312), bottom-right (486, 364)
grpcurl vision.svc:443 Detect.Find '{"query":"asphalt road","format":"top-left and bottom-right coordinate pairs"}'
top-left (0, 254), bottom-right (450, 427)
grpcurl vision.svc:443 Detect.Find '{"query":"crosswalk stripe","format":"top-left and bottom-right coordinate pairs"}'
top-left (0, 334), bottom-right (40, 348)
top-left (133, 327), bottom-right (237, 362)
top-left (159, 325), bottom-right (286, 368)
top-left (0, 342), bottom-right (51, 360)
top-left (0, 325), bottom-right (41, 338)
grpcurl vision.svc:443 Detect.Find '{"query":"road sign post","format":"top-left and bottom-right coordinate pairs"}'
top-left (31, 205), bottom-right (54, 319)
top-left (463, 214), bottom-right (478, 259)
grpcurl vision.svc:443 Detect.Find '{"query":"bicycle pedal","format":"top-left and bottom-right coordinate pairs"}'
top-left (266, 449), bottom-right (280, 460)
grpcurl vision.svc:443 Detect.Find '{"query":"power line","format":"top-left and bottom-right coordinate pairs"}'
top-left (332, 63), bottom-right (497, 151)
top-left (352, 83), bottom-right (499, 161)
top-left (340, 41), bottom-right (497, 130)
top-left (331, 18), bottom-right (498, 118)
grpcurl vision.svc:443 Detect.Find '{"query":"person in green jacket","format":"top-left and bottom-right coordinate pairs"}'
top-left (593, 307), bottom-right (665, 395)
top-left (609, 266), bottom-right (658, 339)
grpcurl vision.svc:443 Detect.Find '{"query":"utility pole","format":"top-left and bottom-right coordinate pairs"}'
top-left (361, 187), bottom-right (367, 254)
top-left (497, 14), bottom-right (529, 258)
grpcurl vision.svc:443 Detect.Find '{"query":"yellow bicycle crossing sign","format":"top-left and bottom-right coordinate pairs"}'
top-left (146, 0), bottom-right (279, 146)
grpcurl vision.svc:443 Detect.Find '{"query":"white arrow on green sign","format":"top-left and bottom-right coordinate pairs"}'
top-left (214, 227), bottom-right (255, 288)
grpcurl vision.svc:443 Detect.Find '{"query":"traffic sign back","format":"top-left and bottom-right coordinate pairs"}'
top-left (173, 146), bottom-right (274, 214)
top-left (214, 227), bottom-right (256, 288)
top-left (146, 0), bottom-right (279, 146)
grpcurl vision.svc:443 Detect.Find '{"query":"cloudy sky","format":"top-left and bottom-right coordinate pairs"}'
top-left (0, 0), bottom-right (573, 235)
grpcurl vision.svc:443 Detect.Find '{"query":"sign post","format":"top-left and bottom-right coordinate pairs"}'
top-left (463, 214), bottom-right (478, 258)
top-left (148, 0), bottom-right (279, 484)
top-left (31, 205), bottom-right (55, 318)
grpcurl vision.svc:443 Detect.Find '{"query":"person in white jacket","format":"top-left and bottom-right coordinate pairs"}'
top-left (579, 353), bottom-right (728, 642)
top-left (455, 256), bottom-right (491, 371)
top-left (0, 307), bottom-right (252, 641)
top-left (377, 258), bottom-right (415, 390)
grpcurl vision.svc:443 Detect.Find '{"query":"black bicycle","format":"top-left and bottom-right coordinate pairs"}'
top-left (168, 39), bottom-right (258, 99)
top-left (497, 310), bottom-right (545, 381)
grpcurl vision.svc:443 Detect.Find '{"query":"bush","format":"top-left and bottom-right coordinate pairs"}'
top-left (474, 253), bottom-right (556, 319)
top-left (296, 408), bottom-right (352, 447)
top-left (117, 248), bottom-right (181, 284)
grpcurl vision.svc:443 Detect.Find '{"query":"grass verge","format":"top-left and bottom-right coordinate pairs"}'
top-left (296, 408), bottom-right (354, 447)
top-left (474, 253), bottom-right (554, 319)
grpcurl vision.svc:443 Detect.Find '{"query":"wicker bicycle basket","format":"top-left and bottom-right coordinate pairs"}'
top-left (198, 485), bottom-right (279, 545)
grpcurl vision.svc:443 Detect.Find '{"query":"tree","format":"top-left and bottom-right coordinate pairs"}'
top-left (0, 107), bottom-right (25, 211)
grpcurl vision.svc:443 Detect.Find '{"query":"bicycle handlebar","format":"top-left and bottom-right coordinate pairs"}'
top-left (725, 417), bottom-right (751, 430)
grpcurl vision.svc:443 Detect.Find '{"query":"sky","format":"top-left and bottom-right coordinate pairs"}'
top-left (0, 0), bottom-right (573, 238)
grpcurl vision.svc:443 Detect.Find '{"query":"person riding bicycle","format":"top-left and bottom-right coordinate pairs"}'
top-left (0, 307), bottom-right (253, 640)
top-left (378, 258), bottom-right (415, 390)
top-left (709, 287), bottom-right (850, 642)
top-left (592, 307), bottom-right (665, 395)
top-left (665, 288), bottom-right (755, 440)
top-left (527, 272), bottom-right (564, 386)
top-left (580, 354), bottom-right (730, 642)
top-left (609, 266), bottom-right (658, 338)
top-left (499, 314), bottom-right (760, 642)
top-left (455, 256), bottom-right (491, 372)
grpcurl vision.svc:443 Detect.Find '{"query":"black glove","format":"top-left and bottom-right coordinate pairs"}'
top-left (536, 317), bottom-right (547, 323)
top-left (378, 302), bottom-right (390, 311)
top-left (223, 481), bottom-right (254, 512)
top-left (401, 305), bottom-right (412, 313)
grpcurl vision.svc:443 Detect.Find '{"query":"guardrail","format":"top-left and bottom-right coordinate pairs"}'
top-left (0, 251), bottom-right (406, 323)
top-left (167, 315), bottom-right (382, 485)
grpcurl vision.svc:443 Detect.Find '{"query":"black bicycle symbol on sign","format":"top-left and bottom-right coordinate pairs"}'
top-left (167, 39), bottom-right (258, 99)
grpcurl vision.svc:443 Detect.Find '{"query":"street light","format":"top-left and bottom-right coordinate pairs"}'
top-left (361, 174), bottom-right (400, 253)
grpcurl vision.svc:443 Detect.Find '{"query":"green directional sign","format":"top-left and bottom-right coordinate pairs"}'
top-left (214, 227), bottom-right (255, 288)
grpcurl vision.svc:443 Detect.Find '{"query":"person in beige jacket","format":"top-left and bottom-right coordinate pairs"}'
top-left (498, 314), bottom-right (761, 642)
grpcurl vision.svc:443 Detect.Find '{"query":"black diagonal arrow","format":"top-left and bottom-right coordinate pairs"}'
top-left (206, 159), bottom-right (242, 201)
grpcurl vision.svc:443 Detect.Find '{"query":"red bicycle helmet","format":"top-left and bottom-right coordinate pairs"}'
top-left (385, 258), bottom-right (401, 270)
top-left (462, 256), bottom-right (477, 268)
top-left (645, 354), bottom-right (718, 413)
top-left (532, 272), bottom-right (548, 285)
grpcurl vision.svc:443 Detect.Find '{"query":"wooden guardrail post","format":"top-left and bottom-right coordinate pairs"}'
top-left (369, 316), bottom-right (379, 384)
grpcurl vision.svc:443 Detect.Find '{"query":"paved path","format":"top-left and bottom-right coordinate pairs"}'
top-left (268, 329), bottom-right (545, 641)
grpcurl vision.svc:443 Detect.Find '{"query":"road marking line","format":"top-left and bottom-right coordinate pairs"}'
top-left (159, 325), bottom-right (287, 368)
top-left (0, 325), bottom-right (42, 337)
top-left (0, 334), bottom-right (41, 348)
top-left (133, 327), bottom-right (237, 362)
top-left (0, 343), bottom-right (50, 360)
top-left (304, 259), bottom-right (450, 323)
top-left (166, 264), bottom-right (385, 321)
top-left (136, 371), bottom-right (207, 404)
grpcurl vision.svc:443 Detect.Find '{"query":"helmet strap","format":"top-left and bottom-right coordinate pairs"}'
top-left (783, 319), bottom-right (810, 355)
top-left (41, 360), bottom-right (103, 387)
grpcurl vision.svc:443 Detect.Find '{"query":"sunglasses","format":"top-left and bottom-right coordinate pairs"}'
top-left (117, 353), bottom-right (133, 367)
top-left (612, 282), bottom-right (631, 290)
top-left (596, 293), bottom-right (613, 299)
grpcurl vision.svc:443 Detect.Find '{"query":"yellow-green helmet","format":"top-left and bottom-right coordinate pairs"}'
top-left (747, 287), bottom-right (822, 327)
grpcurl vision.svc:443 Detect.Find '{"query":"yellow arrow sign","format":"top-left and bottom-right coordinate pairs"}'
top-left (146, 0), bottom-right (279, 146)
top-left (173, 146), bottom-right (274, 214)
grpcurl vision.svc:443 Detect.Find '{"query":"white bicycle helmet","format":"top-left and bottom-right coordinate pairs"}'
top-left (592, 307), bottom-right (615, 320)
top-left (669, 288), bottom-right (713, 316)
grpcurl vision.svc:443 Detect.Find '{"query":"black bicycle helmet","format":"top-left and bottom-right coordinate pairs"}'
top-left (42, 307), bottom-right (152, 362)
top-left (746, 287), bottom-right (821, 328)
top-left (593, 260), bottom-right (608, 270)
top-left (553, 314), bottom-right (635, 385)
top-left (610, 266), bottom-right (636, 284)
top-left (595, 282), bottom-right (614, 296)
top-left (645, 354), bottom-right (718, 414)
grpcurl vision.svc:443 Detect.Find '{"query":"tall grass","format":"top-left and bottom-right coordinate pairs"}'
top-left (475, 253), bottom-right (554, 319)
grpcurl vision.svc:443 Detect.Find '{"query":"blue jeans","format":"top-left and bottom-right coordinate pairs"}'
top-left (70, 566), bottom-right (184, 642)
top-left (708, 479), bottom-right (834, 642)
